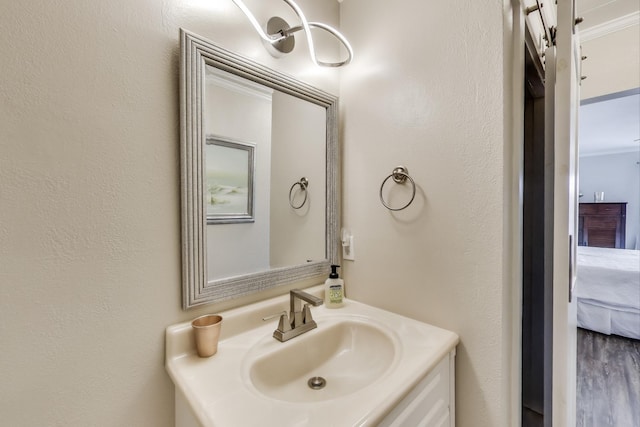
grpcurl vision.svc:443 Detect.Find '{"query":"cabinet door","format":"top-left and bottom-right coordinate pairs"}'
top-left (378, 356), bottom-right (451, 427)
top-left (583, 216), bottom-right (620, 248)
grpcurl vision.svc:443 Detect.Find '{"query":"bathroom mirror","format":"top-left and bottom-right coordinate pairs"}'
top-left (180, 29), bottom-right (339, 309)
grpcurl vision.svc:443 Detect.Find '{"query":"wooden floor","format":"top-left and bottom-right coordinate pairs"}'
top-left (576, 328), bottom-right (640, 427)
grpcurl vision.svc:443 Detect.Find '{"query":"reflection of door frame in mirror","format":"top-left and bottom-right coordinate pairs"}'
top-left (180, 29), bottom-right (339, 309)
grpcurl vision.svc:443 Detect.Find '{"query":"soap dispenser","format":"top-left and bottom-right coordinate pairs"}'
top-left (324, 264), bottom-right (344, 308)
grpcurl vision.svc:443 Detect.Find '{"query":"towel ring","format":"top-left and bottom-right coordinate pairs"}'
top-left (379, 166), bottom-right (416, 211)
top-left (289, 177), bottom-right (309, 209)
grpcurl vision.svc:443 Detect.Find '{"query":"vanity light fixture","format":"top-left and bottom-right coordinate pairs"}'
top-left (231, 0), bottom-right (353, 67)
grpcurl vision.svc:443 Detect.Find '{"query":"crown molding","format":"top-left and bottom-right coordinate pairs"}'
top-left (580, 11), bottom-right (640, 42)
top-left (579, 146), bottom-right (640, 158)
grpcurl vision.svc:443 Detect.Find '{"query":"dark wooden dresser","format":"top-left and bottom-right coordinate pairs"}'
top-left (578, 202), bottom-right (627, 248)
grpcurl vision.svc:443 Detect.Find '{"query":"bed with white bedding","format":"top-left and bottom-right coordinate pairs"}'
top-left (576, 246), bottom-right (640, 340)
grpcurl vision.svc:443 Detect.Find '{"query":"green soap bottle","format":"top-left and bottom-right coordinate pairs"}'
top-left (324, 264), bottom-right (344, 308)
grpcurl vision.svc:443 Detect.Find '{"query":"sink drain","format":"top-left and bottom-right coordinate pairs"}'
top-left (307, 376), bottom-right (327, 390)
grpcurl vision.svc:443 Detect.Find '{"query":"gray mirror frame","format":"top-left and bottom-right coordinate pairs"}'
top-left (180, 29), bottom-right (340, 309)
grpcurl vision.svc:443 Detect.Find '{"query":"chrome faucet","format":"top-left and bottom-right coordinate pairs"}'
top-left (265, 289), bottom-right (323, 342)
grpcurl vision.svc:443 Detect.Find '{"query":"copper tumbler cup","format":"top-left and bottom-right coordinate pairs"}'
top-left (191, 314), bottom-right (223, 357)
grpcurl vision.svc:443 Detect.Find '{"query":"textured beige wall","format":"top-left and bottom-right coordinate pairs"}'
top-left (1, 0), bottom-right (518, 425)
top-left (339, 0), bottom-right (511, 426)
top-left (0, 0), bottom-right (338, 426)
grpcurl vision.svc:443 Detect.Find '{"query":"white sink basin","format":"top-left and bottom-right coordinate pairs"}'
top-left (245, 316), bottom-right (398, 402)
top-left (165, 286), bottom-right (458, 427)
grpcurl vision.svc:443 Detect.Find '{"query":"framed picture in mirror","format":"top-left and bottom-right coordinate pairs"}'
top-left (206, 136), bottom-right (255, 223)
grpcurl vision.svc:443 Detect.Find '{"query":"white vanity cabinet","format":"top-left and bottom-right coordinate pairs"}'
top-left (167, 291), bottom-right (459, 427)
top-left (378, 350), bottom-right (456, 427)
top-left (175, 349), bottom-right (456, 427)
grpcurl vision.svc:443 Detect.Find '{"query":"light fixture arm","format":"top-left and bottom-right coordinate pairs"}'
top-left (231, 0), bottom-right (353, 67)
top-left (308, 22), bottom-right (353, 67)
top-left (230, 0), bottom-right (286, 43)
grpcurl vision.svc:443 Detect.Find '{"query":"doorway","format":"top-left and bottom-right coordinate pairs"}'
top-left (521, 28), bottom-right (554, 427)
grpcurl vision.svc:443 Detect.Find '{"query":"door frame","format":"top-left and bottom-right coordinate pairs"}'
top-left (506, 1), bottom-right (579, 426)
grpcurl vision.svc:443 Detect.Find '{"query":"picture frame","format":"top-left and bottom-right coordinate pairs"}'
top-left (205, 136), bottom-right (255, 223)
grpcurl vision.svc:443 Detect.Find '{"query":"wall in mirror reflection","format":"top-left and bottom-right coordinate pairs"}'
top-left (205, 66), bottom-right (326, 282)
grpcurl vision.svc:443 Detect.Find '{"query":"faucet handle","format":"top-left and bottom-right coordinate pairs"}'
top-left (302, 304), bottom-right (315, 324)
top-left (262, 310), bottom-right (287, 321)
top-left (262, 311), bottom-right (291, 333)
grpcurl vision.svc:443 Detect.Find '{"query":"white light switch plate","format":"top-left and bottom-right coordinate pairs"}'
top-left (342, 235), bottom-right (355, 261)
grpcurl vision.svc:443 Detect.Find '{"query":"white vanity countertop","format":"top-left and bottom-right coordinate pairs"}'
top-left (165, 286), bottom-right (459, 427)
